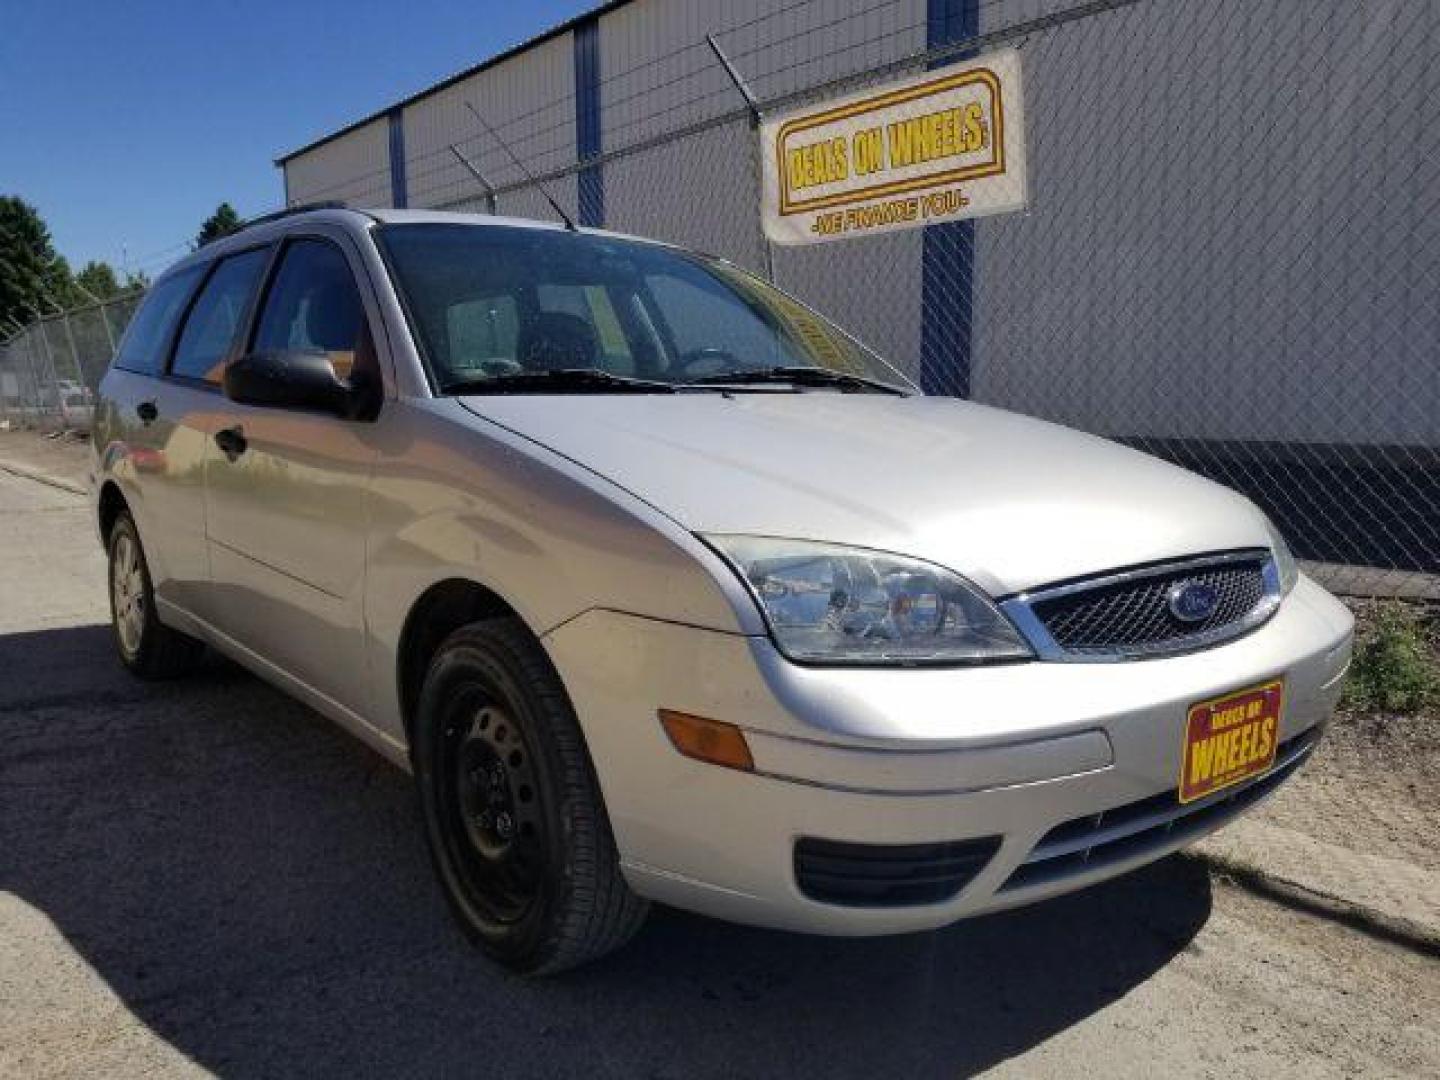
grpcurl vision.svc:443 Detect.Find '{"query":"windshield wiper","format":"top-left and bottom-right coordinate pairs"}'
top-left (442, 368), bottom-right (678, 395)
top-left (688, 365), bottom-right (910, 395)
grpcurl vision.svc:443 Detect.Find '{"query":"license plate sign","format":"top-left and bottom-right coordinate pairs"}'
top-left (1179, 679), bottom-right (1284, 804)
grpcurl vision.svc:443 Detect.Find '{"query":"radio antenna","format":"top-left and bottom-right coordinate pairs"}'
top-left (464, 101), bottom-right (577, 231)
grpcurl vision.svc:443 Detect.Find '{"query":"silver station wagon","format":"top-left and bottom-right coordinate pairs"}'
top-left (93, 207), bottom-right (1353, 974)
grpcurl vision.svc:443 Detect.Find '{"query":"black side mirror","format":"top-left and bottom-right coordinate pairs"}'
top-left (224, 350), bottom-right (370, 418)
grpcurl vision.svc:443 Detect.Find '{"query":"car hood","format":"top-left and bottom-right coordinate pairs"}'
top-left (458, 393), bottom-right (1270, 596)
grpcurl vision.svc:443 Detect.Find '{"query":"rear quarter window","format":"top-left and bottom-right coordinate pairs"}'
top-left (111, 266), bottom-right (204, 376)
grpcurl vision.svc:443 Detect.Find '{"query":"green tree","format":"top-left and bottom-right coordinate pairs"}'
top-left (47, 254), bottom-right (80, 308)
top-left (195, 202), bottom-right (243, 248)
top-left (75, 260), bottom-right (122, 302)
top-left (0, 195), bottom-right (74, 327)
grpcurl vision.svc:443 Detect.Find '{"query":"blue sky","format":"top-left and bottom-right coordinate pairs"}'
top-left (0, 0), bottom-right (593, 280)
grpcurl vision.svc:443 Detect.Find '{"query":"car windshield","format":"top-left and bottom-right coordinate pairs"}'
top-left (377, 223), bottom-right (912, 393)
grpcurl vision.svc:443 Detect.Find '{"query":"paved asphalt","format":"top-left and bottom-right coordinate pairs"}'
top-left (1, 468), bottom-right (1436, 1079)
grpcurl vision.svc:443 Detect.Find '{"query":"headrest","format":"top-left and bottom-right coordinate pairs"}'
top-left (515, 311), bottom-right (597, 370)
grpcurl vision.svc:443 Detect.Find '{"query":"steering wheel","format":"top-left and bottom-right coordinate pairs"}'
top-left (462, 358), bottom-right (524, 377)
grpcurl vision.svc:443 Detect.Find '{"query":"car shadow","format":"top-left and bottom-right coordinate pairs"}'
top-left (0, 624), bottom-right (1213, 1079)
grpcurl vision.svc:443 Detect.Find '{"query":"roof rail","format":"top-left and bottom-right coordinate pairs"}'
top-left (235, 200), bottom-right (356, 234)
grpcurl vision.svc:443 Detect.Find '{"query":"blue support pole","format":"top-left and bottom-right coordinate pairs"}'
top-left (388, 108), bottom-right (408, 208)
top-left (573, 17), bottom-right (604, 227)
top-left (920, 0), bottom-right (979, 396)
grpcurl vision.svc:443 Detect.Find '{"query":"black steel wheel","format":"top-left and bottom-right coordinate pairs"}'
top-left (442, 696), bottom-right (546, 925)
top-left (413, 617), bottom-right (648, 974)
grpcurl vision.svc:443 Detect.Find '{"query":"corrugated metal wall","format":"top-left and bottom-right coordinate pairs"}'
top-left (403, 31), bottom-right (579, 217)
top-left (283, 118), bottom-right (392, 207)
top-left (277, 0), bottom-right (1438, 444)
top-left (596, 0), bottom-right (931, 376)
top-left (599, 0), bottom-right (770, 267)
top-left (970, 0), bottom-right (1440, 444)
top-left (279, 0), bottom-right (934, 378)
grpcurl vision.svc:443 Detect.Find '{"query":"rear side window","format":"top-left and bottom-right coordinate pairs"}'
top-left (111, 266), bottom-right (203, 375)
top-left (171, 248), bottom-right (270, 384)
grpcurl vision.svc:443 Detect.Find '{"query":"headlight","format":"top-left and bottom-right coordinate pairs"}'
top-left (1263, 517), bottom-right (1299, 595)
top-left (705, 536), bottom-right (1031, 665)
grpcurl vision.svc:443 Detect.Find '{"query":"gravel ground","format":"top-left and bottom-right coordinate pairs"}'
top-left (1258, 698), bottom-right (1439, 873)
top-left (0, 428), bottom-right (92, 486)
top-left (2, 431), bottom-right (1437, 1078)
top-left (1254, 598), bottom-right (1439, 875)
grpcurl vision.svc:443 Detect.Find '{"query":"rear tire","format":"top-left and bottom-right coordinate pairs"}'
top-left (107, 511), bottom-right (205, 679)
top-left (413, 617), bottom-right (648, 975)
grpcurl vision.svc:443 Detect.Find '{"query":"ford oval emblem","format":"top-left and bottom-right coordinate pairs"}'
top-left (1167, 580), bottom-right (1219, 623)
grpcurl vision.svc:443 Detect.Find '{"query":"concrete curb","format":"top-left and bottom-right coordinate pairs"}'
top-left (1190, 819), bottom-right (1440, 958)
top-left (0, 460), bottom-right (88, 497)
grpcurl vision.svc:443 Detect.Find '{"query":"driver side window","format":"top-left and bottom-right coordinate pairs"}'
top-left (253, 239), bottom-right (370, 380)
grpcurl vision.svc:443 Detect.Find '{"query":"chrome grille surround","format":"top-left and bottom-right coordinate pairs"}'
top-left (999, 550), bottom-right (1282, 662)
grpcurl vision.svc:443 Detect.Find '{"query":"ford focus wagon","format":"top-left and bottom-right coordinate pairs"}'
top-left (92, 207), bottom-right (1353, 973)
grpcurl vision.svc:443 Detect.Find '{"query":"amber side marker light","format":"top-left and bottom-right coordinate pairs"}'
top-left (658, 710), bottom-right (754, 772)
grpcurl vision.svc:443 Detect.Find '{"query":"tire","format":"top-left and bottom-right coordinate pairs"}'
top-left (107, 511), bottom-right (206, 679)
top-left (413, 617), bottom-right (648, 975)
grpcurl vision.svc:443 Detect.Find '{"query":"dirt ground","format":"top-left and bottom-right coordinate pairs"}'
top-left (1256, 600), bottom-right (1439, 873)
top-left (0, 427), bottom-right (93, 485)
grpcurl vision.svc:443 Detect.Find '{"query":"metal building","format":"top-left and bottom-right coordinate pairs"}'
top-left (274, 0), bottom-right (1440, 588)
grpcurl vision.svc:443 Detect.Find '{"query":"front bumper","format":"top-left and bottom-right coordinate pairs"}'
top-left (543, 575), bottom-right (1352, 935)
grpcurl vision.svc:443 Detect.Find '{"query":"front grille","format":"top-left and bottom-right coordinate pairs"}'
top-left (1000, 727), bottom-right (1320, 893)
top-left (794, 836), bottom-right (1001, 907)
top-left (1018, 552), bottom-right (1274, 659)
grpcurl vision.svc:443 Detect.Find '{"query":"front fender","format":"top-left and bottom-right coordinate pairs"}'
top-left (359, 401), bottom-right (763, 743)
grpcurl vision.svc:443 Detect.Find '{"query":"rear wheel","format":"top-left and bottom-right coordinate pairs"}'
top-left (107, 511), bottom-right (205, 679)
top-left (413, 617), bottom-right (648, 975)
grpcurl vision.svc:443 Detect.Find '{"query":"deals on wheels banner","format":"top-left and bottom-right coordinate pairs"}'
top-left (761, 49), bottom-right (1027, 245)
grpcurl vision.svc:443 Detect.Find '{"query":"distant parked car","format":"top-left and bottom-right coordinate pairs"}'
top-left (59, 387), bottom-right (94, 430)
top-left (91, 207), bottom-right (1353, 974)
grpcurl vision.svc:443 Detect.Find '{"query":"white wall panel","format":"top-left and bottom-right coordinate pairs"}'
top-left (283, 118), bottom-right (391, 208)
top-left (600, 0), bottom-right (928, 371)
top-left (277, 0), bottom-right (1435, 446)
top-left (599, 0), bottom-right (927, 147)
top-left (403, 33), bottom-right (576, 212)
top-left (972, 0), bottom-right (1440, 444)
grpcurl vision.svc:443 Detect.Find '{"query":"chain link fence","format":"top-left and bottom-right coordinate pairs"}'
top-left (4, 0), bottom-right (1436, 598)
top-left (0, 291), bottom-right (143, 434)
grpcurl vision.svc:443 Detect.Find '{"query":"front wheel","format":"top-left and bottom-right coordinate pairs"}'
top-left (413, 617), bottom-right (648, 975)
top-left (107, 511), bottom-right (205, 679)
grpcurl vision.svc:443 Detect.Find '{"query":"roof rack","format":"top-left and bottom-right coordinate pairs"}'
top-left (236, 201), bottom-right (357, 233)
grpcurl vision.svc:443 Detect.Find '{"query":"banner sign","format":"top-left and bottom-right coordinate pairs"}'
top-left (760, 50), bottom-right (1027, 245)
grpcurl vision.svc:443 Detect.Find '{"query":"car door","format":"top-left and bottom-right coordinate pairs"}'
top-left (203, 231), bottom-right (385, 713)
top-left (98, 265), bottom-right (208, 612)
top-left (153, 246), bottom-right (275, 624)
top-left (100, 250), bottom-right (276, 621)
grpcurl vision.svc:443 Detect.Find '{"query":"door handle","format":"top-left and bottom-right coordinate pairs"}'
top-left (135, 400), bottom-right (158, 425)
top-left (214, 425), bottom-right (248, 462)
